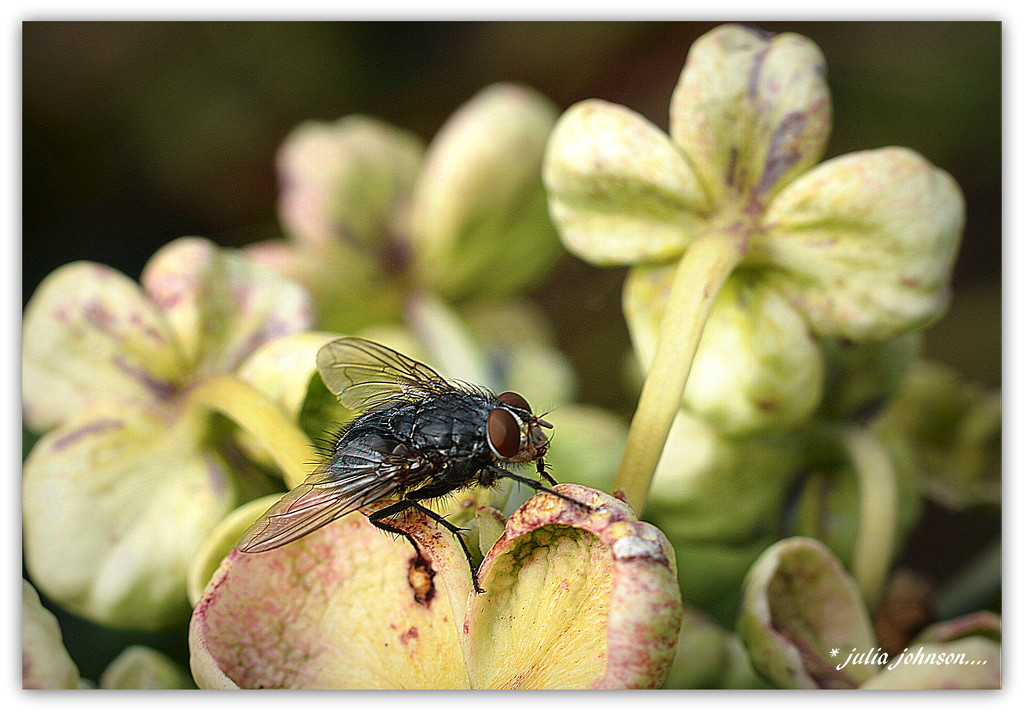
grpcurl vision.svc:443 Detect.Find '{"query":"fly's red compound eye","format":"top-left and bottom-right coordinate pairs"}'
top-left (496, 391), bottom-right (531, 413)
top-left (487, 407), bottom-right (523, 458)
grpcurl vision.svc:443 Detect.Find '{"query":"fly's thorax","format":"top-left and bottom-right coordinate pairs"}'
top-left (385, 392), bottom-right (493, 458)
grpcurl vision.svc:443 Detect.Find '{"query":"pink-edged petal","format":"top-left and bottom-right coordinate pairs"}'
top-left (22, 261), bottom-right (186, 432)
top-left (141, 237), bottom-right (314, 377)
top-left (915, 611), bottom-right (1001, 645)
top-left (189, 509), bottom-right (469, 689)
top-left (736, 537), bottom-right (877, 689)
top-left (464, 485), bottom-right (682, 689)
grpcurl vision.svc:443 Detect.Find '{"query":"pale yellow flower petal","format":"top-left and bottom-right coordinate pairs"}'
top-left (187, 494), bottom-right (285, 606)
top-left (189, 512), bottom-right (469, 689)
top-left (22, 261), bottom-right (186, 433)
top-left (464, 485), bottom-right (682, 689)
top-left (23, 407), bottom-right (243, 628)
top-left (544, 99), bottom-right (709, 266)
top-left (757, 147), bottom-right (964, 340)
top-left (235, 330), bottom-right (352, 461)
top-left (141, 237), bottom-right (314, 375)
top-left (670, 24), bottom-right (831, 209)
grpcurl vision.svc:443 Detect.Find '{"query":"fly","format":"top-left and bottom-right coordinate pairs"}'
top-left (237, 336), bottom-right (592, 593)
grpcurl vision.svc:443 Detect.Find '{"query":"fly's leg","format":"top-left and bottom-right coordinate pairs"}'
top-left (368, 500), bottom-right (443, 604)
top-left (536, 457), bottom-right (558, 487)
top-left (369, 488), bottom-right (486, 594)
top-left (406, 501), bottom-right (485, 595)
top-left (367, 500), bottom-right (425, 559)
top-left (487, 466), bottom-right (594, 512)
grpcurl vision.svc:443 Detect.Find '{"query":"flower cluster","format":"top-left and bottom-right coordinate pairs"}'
top-left (542, 23), bottom-right (997, 688)
top-left (248, 83), bottom-right (563, 333)
top-left (22, 24), bottom-right (997, 690)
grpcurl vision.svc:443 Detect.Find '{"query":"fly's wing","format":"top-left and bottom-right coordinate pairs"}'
top-left (316, 337), bottom-right (458, 413)
top-left (236, 435), bottom-right (435, 553)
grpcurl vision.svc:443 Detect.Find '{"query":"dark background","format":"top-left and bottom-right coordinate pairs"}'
top-left (22, 21), bottom-right (1001, 683)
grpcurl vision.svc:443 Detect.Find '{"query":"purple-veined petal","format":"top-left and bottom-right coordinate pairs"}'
top-left (141, 237), bottom-right (315, 377)
top-left (23, 261), bottom-right (186, 433)
top-left (23, 405), bottom-right (248, 628)
top-left (670, 24), bottom-right (831, 211)
top-left (757, 147), bottom-right (964, 340)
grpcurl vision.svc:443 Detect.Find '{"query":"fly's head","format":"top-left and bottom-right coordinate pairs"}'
top-left (486, 391), bottom-right (552, 464)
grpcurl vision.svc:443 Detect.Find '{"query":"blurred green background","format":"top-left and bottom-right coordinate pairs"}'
top-left (22, 21), bottom-right (1000, 684)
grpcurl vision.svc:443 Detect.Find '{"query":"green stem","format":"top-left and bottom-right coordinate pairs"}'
top-left (614, 221), bottom-right (748, 513)
top-left (842, 426), bottom-right (899, 612)
top-left (190, 374), bottom-right (316, 488)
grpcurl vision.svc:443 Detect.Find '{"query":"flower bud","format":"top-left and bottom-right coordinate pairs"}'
top-left (626, 268), bottom-right (824, 436)
top-left (737, 537), bottom-right (877, 689)
top-left (409, 83), bottom-right (562, 302)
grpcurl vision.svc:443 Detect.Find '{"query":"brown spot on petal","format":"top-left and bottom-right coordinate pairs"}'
top-left (757, 398), bottom-right (779, 413)
top-left (408, 555), bottom-right (436, 606)
top-left (899, 276), bottom-right (921, 288)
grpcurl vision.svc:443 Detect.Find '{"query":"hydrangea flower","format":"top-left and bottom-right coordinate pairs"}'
top-left (189, 485), bottom-right (682, 689)
top-left (249, 82), bottom-right (563, 332)
top-left (543, 24), bottom-right (964, 508)
top-left (22, 237), bottom-right (316, 628)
